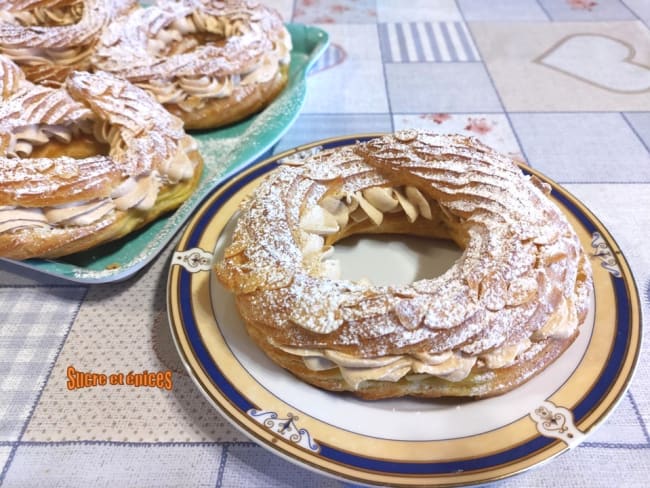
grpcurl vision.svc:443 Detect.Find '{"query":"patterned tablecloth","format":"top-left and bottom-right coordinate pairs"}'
top-left (1, 1), bottom-right (649, 486)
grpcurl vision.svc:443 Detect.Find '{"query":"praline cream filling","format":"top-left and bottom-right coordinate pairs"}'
top-left (43, 199), bottom-right (116, 226)
top-left (92, 121), bottom-right (120, 150)
top-left (302, 186), bottom-right (434, 232)
top-left (0, 46), bottom-right (91, 67)
top-left (7, 125), bottom-right (75, 158)
top-left (110, 173), bottom-right (161, 211)
top-left (163, 136), bottom-right (199, 183)
top-left (299, 185), bottom-right (435, 279)
top-left (0, 127), bottom-right (197, 234)
top-left (135, 10), bottom-right (292, 111)
top-left (0, 5), bottom-right (92, 68)
top-left (282, 185), bottom-right (579, 390)
top-left (275, 301), bottom-right (577, 390)
top-left (0, 207), bottom-right (49, 233)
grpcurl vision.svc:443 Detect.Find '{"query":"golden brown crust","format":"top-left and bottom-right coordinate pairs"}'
top-left (215, 131), bottom-right (593, 400)
top-left (0, 153), bottom-right (122, 208)
top-left (0, 54), bottom-right (24, 99)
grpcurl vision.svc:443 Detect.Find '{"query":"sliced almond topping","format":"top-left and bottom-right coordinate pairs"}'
top-left (479, 271), bottom-right (507, 312)
top-left (394, 129), bottom-right (418, 142)
top-left (394, 296), bottom-right (428, 330)
top-left (506, 276), bottom-right (538, 306)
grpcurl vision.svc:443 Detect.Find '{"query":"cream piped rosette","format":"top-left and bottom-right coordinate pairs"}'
top-left (90, 0), bottom-right (292, 129)
top-left (0, 54), bottom-right (202, 260)
top-left (0, 0), bottom-right (137, 86)
top-left (215, 131), bottom-right (593, 399)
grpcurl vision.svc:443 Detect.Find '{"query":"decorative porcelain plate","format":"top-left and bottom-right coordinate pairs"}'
top-left (0, 24), bottom-right (328, 284)
top-left (167, 135), bottom-right (641, 487)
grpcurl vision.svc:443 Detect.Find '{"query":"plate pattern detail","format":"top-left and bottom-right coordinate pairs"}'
top-left (591, 231), bottom-right (622, 278)
top-left (247, 409), bottom-right (320, 453)
top-left (530, 401), bottom-right (585, 447)
top-left (172, 248), bottom-right (213, 273)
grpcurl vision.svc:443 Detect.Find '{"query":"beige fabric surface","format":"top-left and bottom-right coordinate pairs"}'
top-left (471, 21), bottom-right (650, 111)
top-left (23, 242), bottom-right (245, 443)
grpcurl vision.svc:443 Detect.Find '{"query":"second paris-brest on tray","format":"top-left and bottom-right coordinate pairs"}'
top-left (0, 54), bottom-right (203, 259)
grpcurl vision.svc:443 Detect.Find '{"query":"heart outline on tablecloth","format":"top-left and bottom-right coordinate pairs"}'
top-left (534, 33), bottom-right (650, 94)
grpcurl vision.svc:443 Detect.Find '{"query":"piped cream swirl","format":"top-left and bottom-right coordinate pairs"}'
top-left (0, 206), bottom-right (48, 233)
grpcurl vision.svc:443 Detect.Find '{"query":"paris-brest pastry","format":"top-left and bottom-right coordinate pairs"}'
top-left (215, 130), bottom-right (593, 399)
top-left (0, 0), bottom-right (137, 86)
top-left (91, 0), bottom-right (292, 130)
top-left (0, 55), bottom-right (203, 260)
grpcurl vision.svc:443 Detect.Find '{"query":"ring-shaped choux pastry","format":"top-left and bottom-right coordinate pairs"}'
top-left (91, 0), bottom-right (292, 130)
top-left (215, 131), bottom-right (593, 399)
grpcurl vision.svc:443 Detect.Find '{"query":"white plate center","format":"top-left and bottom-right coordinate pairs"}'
top-left (333, 235), bottom-right (463, 286)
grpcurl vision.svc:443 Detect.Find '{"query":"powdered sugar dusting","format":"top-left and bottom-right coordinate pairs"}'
top-left (216, 131), bottom-right (593, 386)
